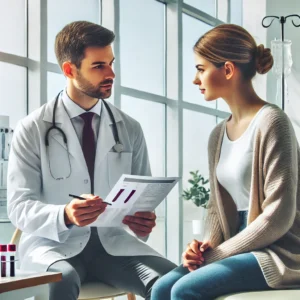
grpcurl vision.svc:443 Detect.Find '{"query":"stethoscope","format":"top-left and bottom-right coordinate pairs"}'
top-left (45, 91), bottom-right (124, 180)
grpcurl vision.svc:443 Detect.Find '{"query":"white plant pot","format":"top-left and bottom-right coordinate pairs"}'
top-left (192, 207), bottom-right (207, 238)
top-left (192, 219), bottom-right (203, 235)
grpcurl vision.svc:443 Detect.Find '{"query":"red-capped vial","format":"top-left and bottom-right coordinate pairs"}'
top-left (8, 244), bottom-right (16, 277)
top-left (0, 244), bottom-right (7, 277)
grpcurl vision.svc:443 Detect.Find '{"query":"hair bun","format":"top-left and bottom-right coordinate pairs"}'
top-left (256, 44), bottom-right (274, 74)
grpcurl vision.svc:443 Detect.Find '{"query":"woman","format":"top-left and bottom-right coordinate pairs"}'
top-left (151, 24), bottom-right (300, 300)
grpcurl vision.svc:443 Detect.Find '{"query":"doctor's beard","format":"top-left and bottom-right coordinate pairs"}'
top-left (76, 71), bottom-right (113, 100)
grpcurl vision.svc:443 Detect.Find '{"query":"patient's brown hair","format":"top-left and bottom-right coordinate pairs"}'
top-left (194, 24), bottom-right (273, 80)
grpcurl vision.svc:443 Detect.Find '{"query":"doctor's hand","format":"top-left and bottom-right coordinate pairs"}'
top-left (182, 240), bottom-right (211, 272)
top-left (64, 194), bottom-right (107, 227)
top-left (122, 211), bottom-right (156, 237)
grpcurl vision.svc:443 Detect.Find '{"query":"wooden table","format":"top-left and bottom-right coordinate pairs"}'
top-left (0, 270), bottom-right (62, 300)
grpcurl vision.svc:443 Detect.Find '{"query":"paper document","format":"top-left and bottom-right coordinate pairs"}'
top-left (89, 174), bottom-right (180, 227)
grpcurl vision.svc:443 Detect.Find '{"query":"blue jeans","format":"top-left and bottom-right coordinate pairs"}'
top-left (151, 211), bottom-right (271, 300)
top-left (151, 253), bottom-right (270, 300)
top-left (238, 210), bottom-right (248, 232)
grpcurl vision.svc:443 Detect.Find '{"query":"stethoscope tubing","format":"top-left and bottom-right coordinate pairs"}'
top-left (45, 91), bottom-right (124, 180)
top-left (45, 91), bottom-right (123, 151)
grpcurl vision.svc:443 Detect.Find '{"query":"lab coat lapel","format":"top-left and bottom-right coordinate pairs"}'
top-left (43, 98), bottom-right (87, 171)
top-left (95, 102), bottom-right (116, 167)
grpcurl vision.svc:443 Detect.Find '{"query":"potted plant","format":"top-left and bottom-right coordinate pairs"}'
top-left (182, 171), bottom-right (210, 236)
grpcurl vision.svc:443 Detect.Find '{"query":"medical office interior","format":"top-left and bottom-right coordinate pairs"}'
top-left (1, 0), bottom-right (300, 299)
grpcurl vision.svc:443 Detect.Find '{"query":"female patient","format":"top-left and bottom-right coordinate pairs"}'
top-left (151, 24), bottom-right (300, 300)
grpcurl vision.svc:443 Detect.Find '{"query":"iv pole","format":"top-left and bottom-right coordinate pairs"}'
top-left (262, 14), bottom-right (300, 111)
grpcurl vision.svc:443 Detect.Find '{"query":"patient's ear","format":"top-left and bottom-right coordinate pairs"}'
top-left (224, 61), bottom-right (235, 80)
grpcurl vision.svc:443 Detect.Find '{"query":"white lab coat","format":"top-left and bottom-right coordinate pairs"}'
top-left (7, 97), bottom-right (162, 272)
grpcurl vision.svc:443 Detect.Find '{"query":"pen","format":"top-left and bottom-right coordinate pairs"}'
top-left (68, 194), bottom-right (112, 205)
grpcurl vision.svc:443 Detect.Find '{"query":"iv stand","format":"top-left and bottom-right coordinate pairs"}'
top-left (262, 14), bottom-right (300, 111)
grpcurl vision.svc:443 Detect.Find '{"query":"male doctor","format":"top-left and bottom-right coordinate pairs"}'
top-left (7, 21), bottom-right (176, 300)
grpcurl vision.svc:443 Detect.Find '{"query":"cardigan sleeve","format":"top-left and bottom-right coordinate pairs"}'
top-left (203, 124), bottom-right (224, 248)
top-left (203, 199), bottom-right (224, 248)
top-left (203, 108), bottom-right (298, 265)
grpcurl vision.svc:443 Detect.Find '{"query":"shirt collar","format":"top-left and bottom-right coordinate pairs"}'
top-left (61, 88), bottom-right (102, 119)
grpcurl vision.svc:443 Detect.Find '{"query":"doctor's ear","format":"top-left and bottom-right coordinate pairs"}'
top-left (223, 61), bottom-right (235, 80)
top-left (62, 62), bottom-right (76, 79)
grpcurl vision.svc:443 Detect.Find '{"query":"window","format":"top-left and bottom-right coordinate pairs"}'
top-left (184, 0), bottom-right (216, 17)
top-left (47, 72), bottom-right (66, 102)
top-left (120, 0), bottom-right (165, 96)
top-left (47, 0), bottom-right (100, 63)
top-left (0, 0), bottom-right (26, 56)
top-left (121, 96), bottom-right (165, 178)
top-left (118, 0), bottom-right (166, 257)
top-left (0, 62), bottom-right (27, 128)
top-left (182, 14), bottom-right (215, 108)
top-left (230, 0), bottom-right (243, 25)
top-left (217, 0), bottom-right (228, 22)
top-left (182, 109), bottom-right (216, 248)
top-left (121, 95), bottom-right (166, 255)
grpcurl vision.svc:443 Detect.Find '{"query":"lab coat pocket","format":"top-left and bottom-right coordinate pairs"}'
top-left (107, 152), bottom-right (132, 189)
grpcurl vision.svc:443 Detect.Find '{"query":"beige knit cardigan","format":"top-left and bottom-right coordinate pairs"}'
top-left (203, 104), bottom-right (300, 289)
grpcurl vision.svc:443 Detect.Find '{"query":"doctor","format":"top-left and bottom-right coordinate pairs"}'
top-left (7, 21), bottom-right (176, 300)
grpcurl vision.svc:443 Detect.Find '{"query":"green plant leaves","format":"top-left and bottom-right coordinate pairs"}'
top-left (182, 170), bottom-right (210, 208)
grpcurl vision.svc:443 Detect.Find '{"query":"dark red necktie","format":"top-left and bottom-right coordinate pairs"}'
top-left (80, 112), bottom-right (96, 194)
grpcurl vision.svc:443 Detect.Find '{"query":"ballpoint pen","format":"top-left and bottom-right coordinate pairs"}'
top-left (68, 194), bottom-right (112, 205)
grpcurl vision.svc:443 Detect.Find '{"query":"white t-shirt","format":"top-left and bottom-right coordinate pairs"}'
top-left (216, 105), bottom-right (269, 211)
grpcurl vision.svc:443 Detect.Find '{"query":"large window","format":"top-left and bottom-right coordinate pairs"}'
top-left (0, 62), bottom-right (27, 128)
top-left (119, 0), bottom-right (167, 257)
top-left (47, 0), bottom-right (100, 63)
top-left (182, 110), bottom-right (216, 247)
top-left (182, 14), bottom-right (213, 107)
top-left (184, 0), bottom-right (216, 17)
top-left (47, 72), bottom-right (66, 102)
top-left (0, 0), bottom-right (27, 56)
top-left (121, 96), bottom-right (165, 178)
top-left (230, 0), bottom-right (243, 25)
top-left (121, 95), bottom-right (166, 254)
top-left (120, 0), bottom-right (165, 96)
top-left (0, 1), bottom-right (27, 129)
top-left (47, 0), bottom-right (101, 101)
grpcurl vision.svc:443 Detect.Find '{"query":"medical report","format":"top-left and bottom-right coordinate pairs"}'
top-left (89, 174), bottom-right (180, 227)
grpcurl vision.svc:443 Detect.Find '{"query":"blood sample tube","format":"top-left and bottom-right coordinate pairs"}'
top-left (8, 244), bottom-right (16, 277)
top-left (0, 244), bottom-right (7, 277)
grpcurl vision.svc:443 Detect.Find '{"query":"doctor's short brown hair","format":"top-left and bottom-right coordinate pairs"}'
top-left (55, 21), bottom-right (115, 69)
top-left (194, 24), bottom-right (273, 80)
